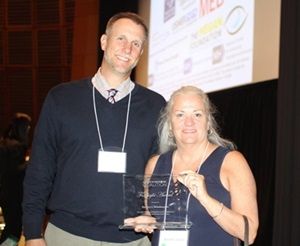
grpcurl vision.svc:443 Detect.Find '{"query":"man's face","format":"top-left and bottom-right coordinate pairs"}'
top-left (100, 18), bottom-right (145, 77)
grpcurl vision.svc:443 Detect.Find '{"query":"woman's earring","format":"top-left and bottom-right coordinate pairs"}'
top-left (207, 129), bottom-right (212, 135)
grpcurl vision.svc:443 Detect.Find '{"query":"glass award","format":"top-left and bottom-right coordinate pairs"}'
top-left (119, 174), bottom-right (192, 230)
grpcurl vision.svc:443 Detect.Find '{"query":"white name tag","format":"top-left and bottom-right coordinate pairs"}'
top-left (159, 230), bottom-right (189, 246)
top-left (97, 150), bottom-right (126, 173)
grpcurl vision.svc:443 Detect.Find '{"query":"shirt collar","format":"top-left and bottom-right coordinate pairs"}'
top-left (91, 68), bottom-right (134, 100)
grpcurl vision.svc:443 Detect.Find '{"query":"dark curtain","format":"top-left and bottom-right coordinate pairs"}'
top-left (209, 80), bottom-right (277, 245)
top-left (272, 0), bottom-right (300, 245)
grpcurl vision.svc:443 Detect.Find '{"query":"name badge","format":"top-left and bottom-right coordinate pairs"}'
top-left (97, 150), bottom-right (126, 173)
top-left (159, 230), bottom-right (189, 246)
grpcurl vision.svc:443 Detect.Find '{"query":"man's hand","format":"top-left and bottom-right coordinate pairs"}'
top-left (124, 215), bottom-right (157, 234)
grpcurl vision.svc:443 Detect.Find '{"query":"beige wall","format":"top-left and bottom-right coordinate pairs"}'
top-left (136, 0), bottom-right (150, 87)
top-left (71, 0), bottom-right (99, 80)
top-left (253, 0), bottom-right (281, 82)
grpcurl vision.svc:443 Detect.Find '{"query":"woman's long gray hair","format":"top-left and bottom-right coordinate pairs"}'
top-left (157, 86), bottom-right (236, 154)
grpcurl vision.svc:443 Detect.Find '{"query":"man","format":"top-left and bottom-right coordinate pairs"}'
top-left (22, 12), bottom-right (166, 246)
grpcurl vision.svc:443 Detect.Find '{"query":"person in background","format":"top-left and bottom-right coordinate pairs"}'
top-left (0, 113), bottom-right (31, 246)
top-left (125, 86), bottom-right (259, 245)
top-left (22, 12), bottom-right (166, 246)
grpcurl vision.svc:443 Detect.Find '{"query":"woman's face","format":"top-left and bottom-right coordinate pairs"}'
top-left (170, 92), bottom-right (209, 147)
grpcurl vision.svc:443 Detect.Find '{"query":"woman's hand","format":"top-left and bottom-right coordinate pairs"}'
top-left (124, 215), bottom-right (157, 234)
top-left (25, 238), bottom-right (47, 246)
top-left (177, 170), bottom-right (208, 203)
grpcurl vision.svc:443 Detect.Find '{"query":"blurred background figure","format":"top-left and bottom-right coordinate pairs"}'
top-left (0, 113), bottom-right (31, 246)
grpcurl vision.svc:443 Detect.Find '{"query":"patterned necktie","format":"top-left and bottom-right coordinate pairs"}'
top-left (107, 88), bottom-right (118, 104)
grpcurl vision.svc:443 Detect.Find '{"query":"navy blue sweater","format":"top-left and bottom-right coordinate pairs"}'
top-left (22, 78), bottom-right (166, 242)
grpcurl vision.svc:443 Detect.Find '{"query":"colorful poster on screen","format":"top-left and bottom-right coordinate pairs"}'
top-left (148, 0), bottom-right (254, 99)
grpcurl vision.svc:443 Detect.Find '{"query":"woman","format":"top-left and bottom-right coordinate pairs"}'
top-left (0, 113), bottom-right (31, 246)
top-left (125, 86), bottom-right (258, 245)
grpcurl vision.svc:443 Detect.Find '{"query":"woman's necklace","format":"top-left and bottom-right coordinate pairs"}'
top-left (173, 141), bottom-right (210, 175)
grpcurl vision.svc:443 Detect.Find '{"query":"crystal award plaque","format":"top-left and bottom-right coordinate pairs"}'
top-left (119, 174), bottom-right (192, 230)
